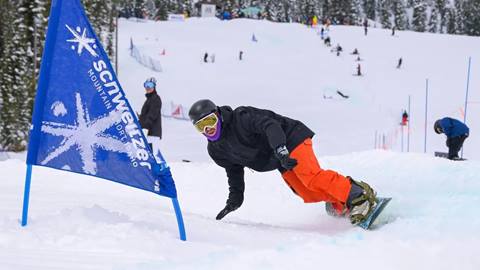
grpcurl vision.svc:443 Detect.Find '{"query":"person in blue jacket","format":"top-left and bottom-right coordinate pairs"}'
top-left (434, 117), bottom-right (469, 160)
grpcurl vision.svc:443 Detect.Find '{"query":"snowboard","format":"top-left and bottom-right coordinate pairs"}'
top-left (434, 152), bottom-right (467, 161)
top-left (357, 197), bottom-right (392, 230)
top-left (325, 197), bottom-right (392, 230)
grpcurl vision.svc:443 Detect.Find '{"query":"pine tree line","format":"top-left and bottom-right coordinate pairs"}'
top-left (115, 0), bottom-right (480, 36)
top-left (0, 0), bottom-right (118, 151)
top-left (1, 0), bottom-right (480, 151)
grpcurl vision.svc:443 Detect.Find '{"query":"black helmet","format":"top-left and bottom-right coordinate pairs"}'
top-left (188, 99), bottom-right (217, 123)
top-left (434, 119), bottom-right (443, 134)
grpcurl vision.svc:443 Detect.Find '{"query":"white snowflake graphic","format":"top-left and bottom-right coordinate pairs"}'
top-left (40, 92), bottom-right (135, 175)
top-left (51, 101), bottom-right (67, 117)
top-left (66, 24), bottom-right (98, 57)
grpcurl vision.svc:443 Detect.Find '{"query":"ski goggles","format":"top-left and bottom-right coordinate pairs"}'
top-left (144, 81), bottom-right (155, 89)
top-left (193, 112), bottom-right (218, 133)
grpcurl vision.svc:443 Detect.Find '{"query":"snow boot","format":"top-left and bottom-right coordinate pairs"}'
top-left (346, 177), bottom-right (377, 225)
top-left (325, 202), bottom-right (347, 217)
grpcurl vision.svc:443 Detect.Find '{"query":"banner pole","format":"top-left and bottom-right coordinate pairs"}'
top-left (21, 164), bottom-right (33, 226)
top-left (461, 57), bottom-right (471, 158)
top-left (171, 198), bottom-right (186, 241)
top-left (424, 79), bottom-right (429, 153)
top-left (407, 95), bottom-right (411, 152)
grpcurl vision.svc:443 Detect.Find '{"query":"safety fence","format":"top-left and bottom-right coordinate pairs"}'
top-left (162, 101), bottom-right (189, 121)
top-left (130, 38), bottom-right (163, 72)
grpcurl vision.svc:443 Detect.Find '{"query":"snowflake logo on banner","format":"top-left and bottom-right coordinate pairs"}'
top-left (40, 92), bottom-right (134, 175)
top-left (66, 24), bottom-right (98, 57)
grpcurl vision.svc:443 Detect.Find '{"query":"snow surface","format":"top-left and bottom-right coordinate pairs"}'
top-left (1, 18), bottom-right (480, 269)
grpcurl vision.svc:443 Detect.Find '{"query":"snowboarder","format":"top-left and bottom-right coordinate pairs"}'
top-left (397, 57), bottom-right (403, 69)
top-left (434, 117), bottom-right (469, 160)
top-left (139, 77), bottom-right (163, 161)
top-left (188, 99), bottom-right (379, 226)
top-left (203, 52), bottom-right (209, 63)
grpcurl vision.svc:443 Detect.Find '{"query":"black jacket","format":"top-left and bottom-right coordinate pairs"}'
top-left (207, 106), bottom-right (314, 208)
top-left (139, 91), bottom-right (162, 138)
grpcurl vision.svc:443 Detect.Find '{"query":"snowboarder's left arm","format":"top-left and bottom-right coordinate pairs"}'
top-left (238, 109), bottom-right (297, 170)
top-left (238, 109), bottom-right (286, 150)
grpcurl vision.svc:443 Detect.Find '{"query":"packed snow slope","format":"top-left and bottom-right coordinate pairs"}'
top-left (1, 18), bottom-right (480, 270)
top-left (117, 17), bottom-right (480, 162)
top-left (1, 152), bottom-right (480, 269)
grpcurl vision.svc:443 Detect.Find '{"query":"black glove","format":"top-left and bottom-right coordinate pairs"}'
top-left (274, 145), bottom-right (298, 170)
top-left (216, 204), bottom-right (239, 220)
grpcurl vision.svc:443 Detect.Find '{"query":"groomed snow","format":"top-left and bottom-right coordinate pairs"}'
top-left (1, 18), bottom-right (479, 269)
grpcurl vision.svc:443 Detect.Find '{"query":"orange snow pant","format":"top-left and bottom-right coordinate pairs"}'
top-left (281, 138), bottom-right (352, 205)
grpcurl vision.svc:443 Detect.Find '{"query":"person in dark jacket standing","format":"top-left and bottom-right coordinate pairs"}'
top-left (139, 77), bottom-right (162, 161)
top-left (188, 99), bottom-right (379, 226)
top-left (434, 117), bottom-right (469, 160)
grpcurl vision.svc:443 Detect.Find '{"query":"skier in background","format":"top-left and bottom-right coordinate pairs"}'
top-left (203, 52), bottom-right (209, 63)
top-left (139, 77), bottom-right (163, 162)
top-left (335, 44), bottom-right (343, 56)
top-left (434, 117), bottom-right (469, 160)
top-left (363, 18), bottom-right (368, 35)
top-left (324, 36), bottom-right (331, 46)
top-left (401, 110), bottom-right (408, 126)
top-left (188, 99), bottom-right (380, 226)
top-left (397, 57), bottom-right (403, 69)
top-left (357, 63), bottom-right (362, 76)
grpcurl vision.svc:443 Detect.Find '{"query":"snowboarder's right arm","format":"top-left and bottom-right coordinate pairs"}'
top-left (216, 165), bottom-right (245, 220)
top-left (208, 147), bottom-right (245, 220)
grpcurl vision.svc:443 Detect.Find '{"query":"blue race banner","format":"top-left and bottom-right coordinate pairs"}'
top-left (27, 0), bottom-right (177, 198)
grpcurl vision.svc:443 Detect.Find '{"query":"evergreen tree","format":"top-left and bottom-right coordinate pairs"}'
top-left (378, 0), bottom-right (392, 29)
top-left (0, 0), bottom-right (7, 61)
top-left (445, 7), bottom-right (456, 34)
top-left (83, 0), bottom-right (116, 59)
top-left (321, 0), bottom-right (332, 21)
top-left (434, 0), bottom-right (447, 33)
top-left (428, 7), bottom-right (439, 33)
top-left (454, 0), bottom-right (465, 34)
top-left (135, 0), bottom-right (146, 18)
top-left (392, 0), bottom-right (407, 30)
top-left (463, 0), bottom-right (480, 36)
top-left (330, 0), bottom-right (355, 24)
top-left (411, 0), bottom-right (426, 32)
top-left (265, 0), bottom-right (281, 21)
top-left (278, 0), bottom-right (294, 22)
top-left (0, 1), bottom-right (32, 151)
top-left (363, 0), bottom-right (376, 20)
top-left (154, 0), bottom-right (168, 20)
top-left (351, 0), bottom-right (363, 25)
